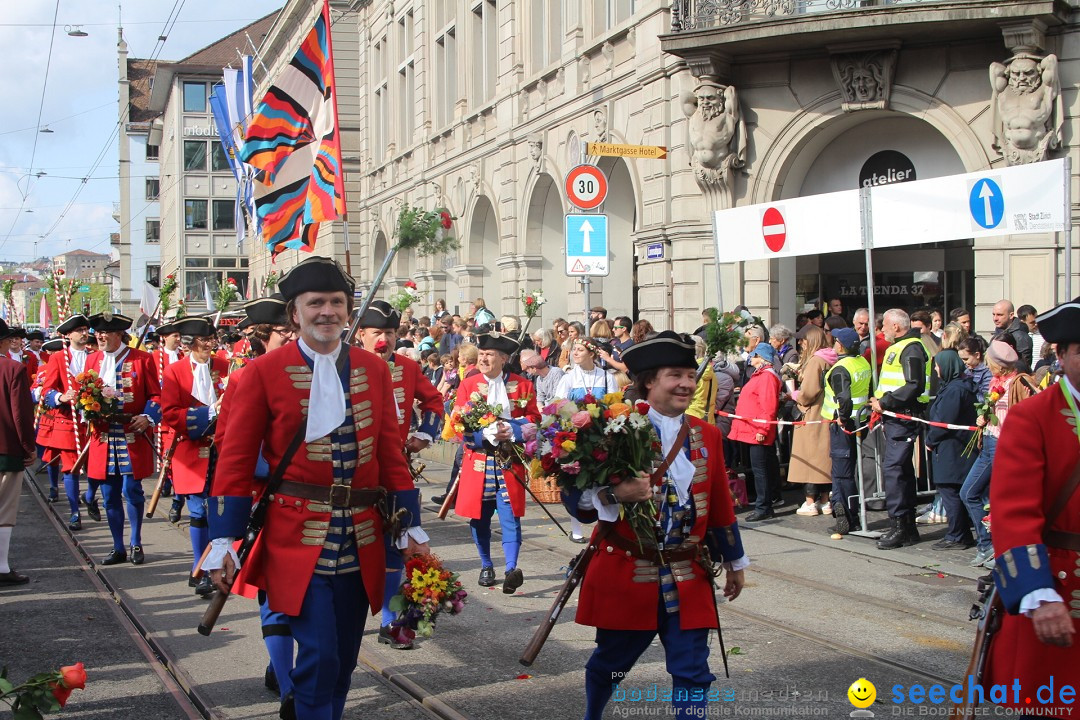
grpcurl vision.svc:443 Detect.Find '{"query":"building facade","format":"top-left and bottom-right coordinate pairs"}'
top-left (52, 249), bottom-right (111, 279)
top-left (144, 15), bottom-right (276, 310)
top-left (116, 37), bottom-right (161, 318)
top-left (248, 0), bottom-right (1079, 336)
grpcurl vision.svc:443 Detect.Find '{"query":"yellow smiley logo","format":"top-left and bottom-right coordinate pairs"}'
top-left (847, 678), bottom-right (876, 709)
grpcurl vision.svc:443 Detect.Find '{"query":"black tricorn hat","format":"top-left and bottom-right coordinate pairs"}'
top-left (244, 293), bottom-right (289, 326)
top-left (88, 312), bottom-right (133, 333)
top-left (1035, 296), bottom-right (1080, 346)
top-left (476, 331), bottom-right (519, 355)
top-left (26, 330), bottom-right (45, 342)
top-left (278, 256), bottom-right (355, 301)
top-left (357, 300), bottom-right (400, 330)
top-left (622, 331), bottom-right (698, 376)
top-left (42, 338), bottom-right (65, 353)
top-left (237, 317), bottom-right (254, 330)
top-left (173, 316), bottom-right (216, 337)
top-left (56, 314), bottom-right (89, 335)
top-left (0, 319), bottom-right (18, 340)
top-left (157, 322), bottom-right (180, 336)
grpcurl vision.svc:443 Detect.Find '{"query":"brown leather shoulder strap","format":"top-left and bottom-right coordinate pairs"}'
top-left (650, 420), bottom-right (690, 486)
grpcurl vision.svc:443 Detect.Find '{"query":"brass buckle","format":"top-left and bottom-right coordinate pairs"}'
top-left (329, 484), bottom-right (351, 507)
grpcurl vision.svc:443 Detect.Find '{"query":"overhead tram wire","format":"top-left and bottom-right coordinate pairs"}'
top-left (1, 0), bottom-right (189, 256)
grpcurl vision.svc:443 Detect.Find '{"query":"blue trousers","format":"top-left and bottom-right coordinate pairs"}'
top-left (63, 472), bottom-right (84, 520)
top-left (89, 474), bottom-right (144, 551)
top-left (381, 537), bottom-right (403, 627)
top-left (288, 572), bottom-right (368, 720)
top-left (584, 596), bottom-right (716, 720)
top-left (259, 592), bottom-right (294, 702)
top-left (186, 494), bottom-right (208, 573)
top-left (882, 419), bottom-right (918, 518)
top-left (469, 485), bottom-right (521, 572)
top-left (828, 425), bottom-right (859, 525)
top-left (960, 434), bottom-right (996, 553)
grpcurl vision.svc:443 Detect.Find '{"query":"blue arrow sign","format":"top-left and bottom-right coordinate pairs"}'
top-left (969, 178), bottom-right (1004, 229)
top-left (565, 214), bottom-right (609, 276)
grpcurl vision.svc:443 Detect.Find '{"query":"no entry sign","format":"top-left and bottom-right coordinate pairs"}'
top-left (761, 207), bottom-right (786, 252)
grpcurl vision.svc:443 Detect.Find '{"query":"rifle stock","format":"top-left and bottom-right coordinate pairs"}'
top-left (955, 581), bottom-right (1002, 716)
top-left (68, 444), bottom-right (91, 477)
top-left (437, 477), bottom-right (458, 519)
top-left (198, 521), bottom-right (260, 636)
top-left (146, 435), bottom-right (182, 518)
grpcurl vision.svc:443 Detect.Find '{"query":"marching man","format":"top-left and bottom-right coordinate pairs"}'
top-left (566, 331), bottom-right (748, 719)
top-left (152, 322), bottom-right (186, 521)
top-left (353, 300), bottom-right (443, 650)
top-left (453, 332), bottom-right (539, 593)
top-left (205, 257), bottom-right (428, 720)
top-left (160, 316), bottom-right (228, 598)
top-left (84, 312), bottom-right (161, 566)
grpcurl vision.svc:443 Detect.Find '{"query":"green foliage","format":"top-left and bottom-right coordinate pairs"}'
top-left (703, 308), bottom-right (762, 359)
top-left (395, 204), bottom-right (460, 257)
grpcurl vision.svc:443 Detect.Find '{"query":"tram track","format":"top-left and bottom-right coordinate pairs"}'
top-left (24, 470), bottom-right (475, 720)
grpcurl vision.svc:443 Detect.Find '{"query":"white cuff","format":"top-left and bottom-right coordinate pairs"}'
top-left (140, 413), bottom-right (157, 426)
top-left (482, 423), bottom-right (499, 444)
top-left (395, 525), bottom-right (430, 550)
top-left (582, 487), bottom-right (619, 523)
top-left (201, 537), bottom-right (241, 571)
top-left (409, 431), bottom-right (432, 444)
top-left (1020, 588), bottom-right (1064, 616)
top-left (722, 555), bottom-right (751, 572)
top-left (208, 405), bottom-right (218, 420)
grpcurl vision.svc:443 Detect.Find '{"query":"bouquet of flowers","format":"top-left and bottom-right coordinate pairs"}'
top-left (530, 392), bottom-right (660, 539)
top-left (386, 554), bottom-right (467, 645)
top-left (451, 393), bottom-right (532, 466)
top-left (72, 370), bottom-right (122, 426)
top-left (262, 269), bottom-right (281, 292)
top-left (519, 289), bottom-right (546, 319)
top-left (214, 278), bottom-right (239, 312)
top-left (396, 204), bottom-right (459, 256)
top-left (0, 661), bottom-right (87, 717)
top-left (158, 273), bottom-right (178, 315)
top-left (388, 280), bottom-right (422, 312)
top-left (701, 307), bottom-right (764, 360)
top-left (962, 388), bottom-right (1001, 457)
top-left (174, 298), bottom-right (188, 319)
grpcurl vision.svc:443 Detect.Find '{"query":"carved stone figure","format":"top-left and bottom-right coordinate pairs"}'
top-left (680, 79), bottom-right (746, 188)
top-left (528, 137), bottom-right (543, 169)
top-left (830, 50), bottom-right (896, 112)
top-left (990, 53), bottom-right (1062, 165)
top-left (592, 109), bottom-right (608, 142)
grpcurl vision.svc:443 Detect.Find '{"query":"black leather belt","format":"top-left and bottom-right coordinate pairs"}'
top-left (1044, 529), bottom-right (1080, 552)
top-left (603, 528), bottom-right (701, 566)
top-left (275, 481), bottom-right (385, 508)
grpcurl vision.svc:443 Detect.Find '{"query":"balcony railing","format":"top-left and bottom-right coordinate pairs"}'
top-left (669, 0), bottom-right (965, 31)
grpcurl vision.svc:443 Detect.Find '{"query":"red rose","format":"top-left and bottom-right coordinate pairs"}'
top-left (60, 663), bottom-right (87, 690)
top-left (592, 448), bottom-right (608, 461)
top-left (56, 268), bottom-right (65, 276)
top-left (404, 280), bottom-right (417, 289)
top-left (582, 393), bottom-right (596, 405)
top-left (541, 455), bottom-right (557, 473)
top-left (440, 211), bottom-right (453, 229)
top-left (609, 475), bottom-right (623, 485)
top-left (227, 278), bottom-right (237, 286)
top-left (635, 401), bottom-right (650, 415)
top-left (525, 297), bottom-right (534, 305)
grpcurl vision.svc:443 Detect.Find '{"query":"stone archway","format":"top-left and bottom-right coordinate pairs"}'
top-left (467, 195), bottom-right (500, 315)
top-left (524, 173), bottom-right (570, 326)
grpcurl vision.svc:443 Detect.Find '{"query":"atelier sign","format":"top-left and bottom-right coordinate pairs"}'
top-left (859, 150), bottom-right (915, 188)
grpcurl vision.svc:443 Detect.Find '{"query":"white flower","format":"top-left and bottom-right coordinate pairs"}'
top-left (628, 413), bottom-right (648, 430)
top-left (604, 415), bottom-right (627, 434)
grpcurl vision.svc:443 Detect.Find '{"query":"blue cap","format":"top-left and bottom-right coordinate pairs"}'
top-left (831, 327), bottom-right (860, 350)
top-left (747, 343), bottom-right (775, 363)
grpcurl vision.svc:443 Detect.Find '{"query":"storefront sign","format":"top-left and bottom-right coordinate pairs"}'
top-left (183, 126), bottom-right (219, 138)
top-left (645, 242), bottom-right (664, 260)
top-left (859, 150), bottom-right (916, 188)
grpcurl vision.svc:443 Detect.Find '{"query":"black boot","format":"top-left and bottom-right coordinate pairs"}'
top-left (876, 514), bottom-right (919, 550)
top-left (831, 501), bottom-right (850, 535)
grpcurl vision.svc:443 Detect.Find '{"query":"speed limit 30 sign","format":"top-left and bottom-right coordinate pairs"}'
top-left (565, 165), bottom-right (608, 210)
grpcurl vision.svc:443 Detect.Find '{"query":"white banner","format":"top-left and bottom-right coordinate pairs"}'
top-left (712, 190), bottom-right (862, 264)
top-left (870, 158), bottom-right (1066, 248)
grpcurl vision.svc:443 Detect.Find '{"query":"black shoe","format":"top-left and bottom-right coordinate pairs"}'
top-left (48, 489), bottom-right (59, 503)
top-left (503, 568), bottom-right (524, 594)
top-left (745, 510), bottom-right (775, 522)
top-left (771, 497), bottom-right (785, 508)
top-left (188, 576), bottom-right (199, 588)
top-left (931, 538), bottom-right (975, 551)
top-left (378, 625), bottom-right (414, 649)
top-left (160, 484), bottom-right (173, 498)
top-left (168, 502), bottom-right (182, 524)
top-left (569, 534), bottom-right (587, 544)
top-left (0, 570), bottom-right (29, 586)
top-left (264, 665), bottom-right (279, 694)
top-left (430, 494), bottom-right (447, 505)
top-left (85, 499), bottom-right (101, 522)
top-left (194, 575), bottom-right (215, 597)
top-left (478, 566), bottom-right (496, 587)
top-left (68, 517), bottom-right (82, 531)
top-left (101, 549), bottom-right (128, 566)
top-left (130, 546), bottom-right (145, 565)
top-left (877, 516), bottom-right (920, 550)
top-left (831, 502), bottom-right (850, 535)
top-left (279, 694), bottom-right (296, 720)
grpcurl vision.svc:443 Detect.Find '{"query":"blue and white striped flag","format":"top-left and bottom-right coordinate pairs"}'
top-left (209, 55), bottom-right (258, 251)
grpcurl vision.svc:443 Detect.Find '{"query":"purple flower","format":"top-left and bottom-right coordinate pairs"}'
top-left (522, 423), bottom-right (538, 442)
top-left (524, 439), bottom-right (538, 457)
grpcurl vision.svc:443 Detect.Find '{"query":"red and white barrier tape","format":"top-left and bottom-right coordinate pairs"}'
top-left (714, 408), bottom-right (979, 434)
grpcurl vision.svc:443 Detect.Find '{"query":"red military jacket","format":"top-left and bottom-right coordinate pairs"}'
top-left (161, 356), bottom-right (229, 495)
top-left (452, 371), bottom-right (539, 519)
top-left (985, 383), bottom-right (1080, 709)
top-left (10, 350), bottom-right (38, 383)
top-left (151, 347), bottom-right (185, 463)
top-left (37, 348), bottom-right (88, 452)
top-left (212, 342), bottom-right (414, 617)
top-left (577, 417), bottom-right (737, 631)
top-left (389, 352), bottom-right (444, 443)
top-left (84, 347), bottom-right (162, 480)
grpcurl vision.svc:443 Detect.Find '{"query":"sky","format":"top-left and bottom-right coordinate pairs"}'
top-left (0, 0), bottom-right (284, 265)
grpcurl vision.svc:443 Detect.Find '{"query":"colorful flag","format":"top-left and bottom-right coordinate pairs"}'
top-left (241, 0), bottom-right (345, 256)
top-left (39, 294), bottom-right (52, 329)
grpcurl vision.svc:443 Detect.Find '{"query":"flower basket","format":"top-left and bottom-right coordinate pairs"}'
top-left (528, 474), bottom-right (562, 504)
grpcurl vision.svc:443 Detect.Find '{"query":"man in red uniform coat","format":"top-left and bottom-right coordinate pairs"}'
top-left (160, 316), bottom-right (228, 598)
top-left (8, 331), bottom-right (38, 382)
top-left (453, 332), bottom-right (539, 592)
top-left (38, 315), bottom-right (92, 530)
top-left (354, 299), bottom-right (443, 649)
top-left (0, 319), bottom-right (36, 586)
top-left (25, 330), bottom-right (49, 366)
top-left (84, 312), bottom-right (162, 566)
top-left (151, 322), bottom-right (186, 520)
top-left (205, 256), bottom-right (428, 720)
top-left (565, 331), bottom-right (747, 719)
top-left (984, 296), bottom-right (1080, 716)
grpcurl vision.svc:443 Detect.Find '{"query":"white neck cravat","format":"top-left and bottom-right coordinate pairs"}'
top-left (68, 348), bottom-right (87, 376)
top-left (649, 408), bottom-right (693, 504)
top-left (166, 348), bottom-right (179, 363)
top-left (191, 359), bottom-right (215, 407)
top-left (99, 347), bottom-right (127, 387)
top-left (484, 372), bottom-right (511, 419)
top-left (299, 338), bottom-right (347, 442)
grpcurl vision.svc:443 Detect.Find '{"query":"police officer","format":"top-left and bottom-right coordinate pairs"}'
top-left (869, 309), bottom-right (930, 549)
top-left (821, 328), bottom-right (872, 536)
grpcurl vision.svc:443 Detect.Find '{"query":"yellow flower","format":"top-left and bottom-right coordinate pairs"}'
top-left (602, 392), bottom-right (623, 405)
top-left (561, 440), bottom-right (576, 452)
top-left (988, 392), bottom-right (1001, 403)
top-left (586, 403), bottom-right (600, 418)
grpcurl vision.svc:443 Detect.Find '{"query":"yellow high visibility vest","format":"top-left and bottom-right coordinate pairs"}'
top-left (821, 355), bottom-right (872, 420)
top-left (873, 336), bottom-right (930, 404)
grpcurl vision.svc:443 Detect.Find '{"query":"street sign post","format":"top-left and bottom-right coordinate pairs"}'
top-left (565, 165), bottom-right (608, 210)
top-left (586, 142), bottom-right (667, 160)
top-left (565, 212), bottom-right (609, 330)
